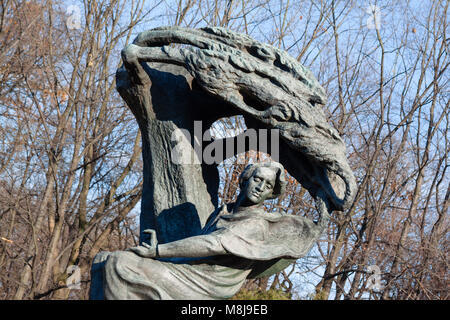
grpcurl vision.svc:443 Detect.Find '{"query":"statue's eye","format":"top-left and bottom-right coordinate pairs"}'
top-left (265, 184), bottom-right (272, 190)
top-left (253, 177), bottom-right (261, 182)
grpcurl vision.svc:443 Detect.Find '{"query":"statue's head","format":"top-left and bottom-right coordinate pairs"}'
top-left (238, 162), bottom-right (287, 205)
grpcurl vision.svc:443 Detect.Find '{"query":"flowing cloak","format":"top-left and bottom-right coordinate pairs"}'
top-left (91, 204), bottom-right (324, 300)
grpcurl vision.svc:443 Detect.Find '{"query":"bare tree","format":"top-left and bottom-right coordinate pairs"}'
top-left (1, 0), bottom-right (448, 300)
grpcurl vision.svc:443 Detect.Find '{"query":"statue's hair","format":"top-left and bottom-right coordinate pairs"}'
top-left (239, 162), bottom-right (287, 200)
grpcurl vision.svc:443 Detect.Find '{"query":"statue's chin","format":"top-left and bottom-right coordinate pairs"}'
top-left (246, 194), bottom-right (262, 205)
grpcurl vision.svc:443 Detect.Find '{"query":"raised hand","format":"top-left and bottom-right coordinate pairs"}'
top-left (126, 229), bottom-right (158, 258)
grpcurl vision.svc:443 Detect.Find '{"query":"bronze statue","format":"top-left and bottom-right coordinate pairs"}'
top-left (91, 162), bottom-right (328, 300)
top-left (89, 26), bottom-right (356, 300)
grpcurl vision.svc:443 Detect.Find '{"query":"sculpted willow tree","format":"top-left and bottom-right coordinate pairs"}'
top-left (89, 26), bottom-right (357, 299)
top-left (117, 26), bottom-right (356, 240)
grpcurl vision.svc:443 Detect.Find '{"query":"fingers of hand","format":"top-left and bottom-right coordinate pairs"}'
top-left (128, 246), bottom-right (150, 257)
top-left (151, 231), bottom-right (157, 246)
top-left (142, 242), bottom-right (151, 249)
top-left (143, 229), bottom-right (157, 246)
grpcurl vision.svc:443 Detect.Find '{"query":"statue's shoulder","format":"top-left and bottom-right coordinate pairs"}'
top-left (203, 203), bottom-right (233, 231)
top-left (226, 207), bottom-right (284, 221)
top-left (260, 210), bottom-right (287, 221)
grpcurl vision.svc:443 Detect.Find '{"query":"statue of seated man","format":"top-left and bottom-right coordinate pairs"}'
top-left (90, 162), bottom-right (325, 300)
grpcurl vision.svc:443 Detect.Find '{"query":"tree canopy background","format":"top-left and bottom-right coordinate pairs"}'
top-left (0, 0), bottom-right (448, 300)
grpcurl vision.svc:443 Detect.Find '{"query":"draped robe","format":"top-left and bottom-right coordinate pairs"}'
top-left (90, 203), bottom-right (323, 300)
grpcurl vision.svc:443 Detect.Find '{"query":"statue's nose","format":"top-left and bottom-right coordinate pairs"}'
top-left (255, 182), bottom-right (264, 192)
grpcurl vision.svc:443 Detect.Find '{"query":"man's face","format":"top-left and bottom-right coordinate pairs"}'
top-left (242, 167), bottom-right (277, 205)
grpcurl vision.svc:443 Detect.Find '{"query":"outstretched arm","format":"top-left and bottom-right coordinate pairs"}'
top-left (127, 229), bottom-right (227, 259)
top-left (160, 234), bottom-right (226, 258)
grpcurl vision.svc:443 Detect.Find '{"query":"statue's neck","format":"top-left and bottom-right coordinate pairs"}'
top-left (232, 194), bottom-right (263, 214)
top-left (233, 205), bottom-right (261, 214)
